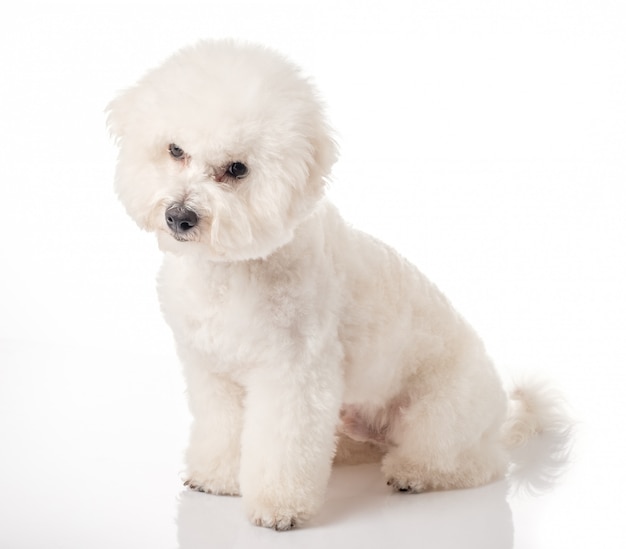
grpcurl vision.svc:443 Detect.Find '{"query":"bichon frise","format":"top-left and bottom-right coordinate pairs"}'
top-left (107, 40), bottom-right (566, 530)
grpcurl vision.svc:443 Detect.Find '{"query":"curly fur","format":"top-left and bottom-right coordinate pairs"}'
top-left (107, 39), bottom-right (570, 530)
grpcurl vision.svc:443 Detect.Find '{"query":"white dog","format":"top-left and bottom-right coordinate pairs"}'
top-left (107, 40), bottom-right (564, 530)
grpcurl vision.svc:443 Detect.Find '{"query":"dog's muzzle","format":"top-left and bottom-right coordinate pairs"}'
top-left (165, 204), bottom-right (198, 239)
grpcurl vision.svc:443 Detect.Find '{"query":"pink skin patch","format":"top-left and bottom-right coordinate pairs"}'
top-left (339, 396), bottom-right (409, 446)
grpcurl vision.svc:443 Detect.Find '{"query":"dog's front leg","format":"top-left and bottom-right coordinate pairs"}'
top-left (239, 350), bottom-right (343, 530)
top-left (181, 349), bottom-right (244, 496)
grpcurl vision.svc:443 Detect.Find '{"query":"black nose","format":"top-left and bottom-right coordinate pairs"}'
top-left (165, 205), bottom-right (198, 233)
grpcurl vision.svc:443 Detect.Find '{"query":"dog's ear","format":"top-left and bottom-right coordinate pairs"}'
top-left (309, 114), bottom-right (339, 192)
top-left (311, 120), bottom-right (339, 188)
top-left (105, 93), bottom-right (128, 141)
top-left (106, 85), bottom-right (154, 142)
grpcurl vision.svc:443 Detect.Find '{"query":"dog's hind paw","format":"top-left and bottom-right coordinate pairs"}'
top-left (385, 477), bottom-right (425, 493)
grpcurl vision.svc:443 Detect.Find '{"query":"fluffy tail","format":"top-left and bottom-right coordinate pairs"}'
top-left (502, 378), bottom-right (575, 494)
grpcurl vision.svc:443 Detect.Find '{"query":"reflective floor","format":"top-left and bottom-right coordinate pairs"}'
top-left (0, 339), bottom-right (623, 548)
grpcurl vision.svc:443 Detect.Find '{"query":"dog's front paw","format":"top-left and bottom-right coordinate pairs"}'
top-left (251, 511), bottom-right (299, 531)
top-left (246, 493), bottom-right (317, 531)
top-left (248, 503), bottom-right (310, 531)
top-left (183, 473), bottom-right (240, 496)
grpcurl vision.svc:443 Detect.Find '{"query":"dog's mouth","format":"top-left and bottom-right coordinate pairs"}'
top-left (171, 232), bottom-right (193, 242)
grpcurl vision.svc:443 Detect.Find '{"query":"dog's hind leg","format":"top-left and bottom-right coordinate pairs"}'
top-left (381, 356), bottom-right (509, 493)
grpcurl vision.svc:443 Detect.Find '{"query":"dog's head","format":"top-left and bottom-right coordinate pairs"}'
top-left (107, 40), bottom-right (337, 261)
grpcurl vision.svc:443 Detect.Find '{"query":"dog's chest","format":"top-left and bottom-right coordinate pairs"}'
top-left (158, 255), bottom-right (301, 371)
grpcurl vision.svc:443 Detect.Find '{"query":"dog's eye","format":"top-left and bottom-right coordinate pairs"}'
top-left (227, 162), bottom-right (249, 179)
top-left (168, 143), bottom-right (186, 160)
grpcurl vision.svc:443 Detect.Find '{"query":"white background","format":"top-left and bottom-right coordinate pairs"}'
top-left (0, 1), bottom-right (624, 548)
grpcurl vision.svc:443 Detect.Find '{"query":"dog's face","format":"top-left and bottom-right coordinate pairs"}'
top-left (107, 41), bottom-right (337, 261)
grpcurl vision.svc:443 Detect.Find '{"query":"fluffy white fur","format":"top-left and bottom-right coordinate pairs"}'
top-left (107, 40), bottom-right (567, 530)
